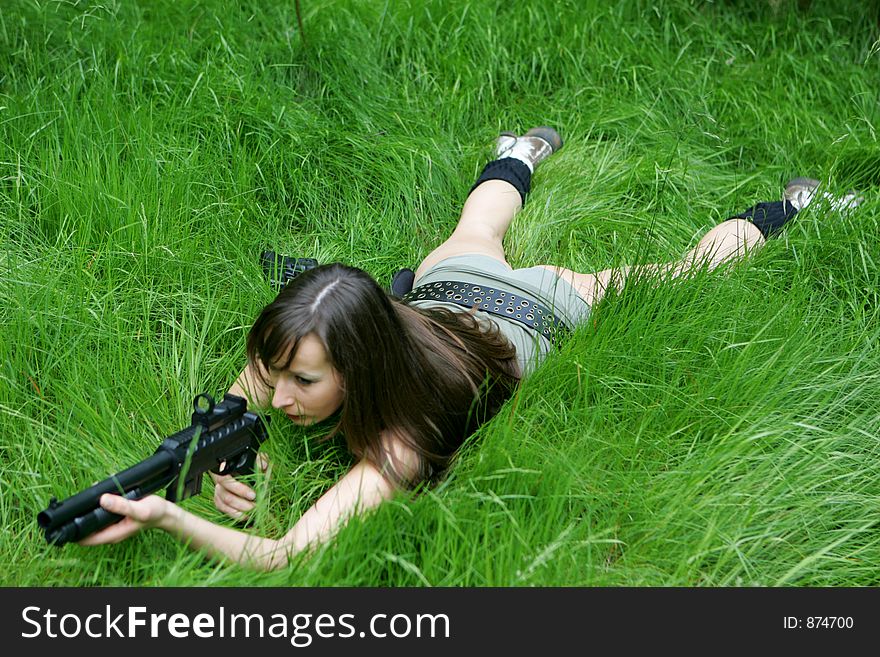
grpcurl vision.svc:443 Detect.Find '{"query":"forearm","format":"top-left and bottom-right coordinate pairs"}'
top-left (155, 460), bottom-right (398, 571)
top-left (228, 360), bottom-right (272, 409)
top-left (159, 503), bottom-right (299, 571)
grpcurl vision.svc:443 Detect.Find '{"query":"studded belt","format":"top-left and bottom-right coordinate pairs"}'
top-left (403, 280), bottom-right (571, 343)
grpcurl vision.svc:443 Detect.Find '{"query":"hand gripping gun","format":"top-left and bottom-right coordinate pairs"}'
top-left (37, 393), bottom-right (269, 547)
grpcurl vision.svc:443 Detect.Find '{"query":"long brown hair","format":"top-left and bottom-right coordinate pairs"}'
top-left (246, 263), bottom-right (520, 487)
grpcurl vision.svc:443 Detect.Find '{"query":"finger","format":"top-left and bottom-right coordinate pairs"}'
top-left (99, 494), bottom-right (153, 523)
top-left (217, 478), bottom-right (257, 502)
top-left (214, 493), bottom-right (248, 521)
top-left (78, 518), bottom-right (142, 545)
top-left (209, 471), bottom-right (229, 484)
top-left (259, 454), bottom-right (273, 482)
top-left (217, 488), bottom-right (256, 514)
top-left (99, 493), bottom-right (134, 517)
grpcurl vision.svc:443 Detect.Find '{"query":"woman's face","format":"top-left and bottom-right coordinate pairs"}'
top-left (266, 333), bottom-right (344, 425)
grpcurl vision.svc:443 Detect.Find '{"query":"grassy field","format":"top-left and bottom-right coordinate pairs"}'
top-left (1, 0), bottom-right (879, 586)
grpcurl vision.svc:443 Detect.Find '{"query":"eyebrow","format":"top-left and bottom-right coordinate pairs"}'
top-left (269, 364), bottom-right (320, 379)
top-left (292, 371), bottom-right (320, 379)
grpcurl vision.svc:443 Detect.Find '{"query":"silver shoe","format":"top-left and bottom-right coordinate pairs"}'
top-left (495, 126), bottom-right (563, 172)
top-left (784, 177), bottom-right (863, 213)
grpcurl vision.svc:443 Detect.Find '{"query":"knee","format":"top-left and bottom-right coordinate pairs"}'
top-left (721, 218), bottom-right (766, 248)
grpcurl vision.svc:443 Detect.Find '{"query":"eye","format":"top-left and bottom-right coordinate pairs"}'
top-left (296, 376), bottom-right (314, 386)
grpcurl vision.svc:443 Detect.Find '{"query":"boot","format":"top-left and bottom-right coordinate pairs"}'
top-left (784, 177), bottom-right (863, 214)
top-left (494, 126), bottom-right (563, 173)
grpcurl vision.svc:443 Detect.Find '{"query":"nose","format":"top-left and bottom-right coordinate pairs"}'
top-left (270, 377), bottom-right (297, 410)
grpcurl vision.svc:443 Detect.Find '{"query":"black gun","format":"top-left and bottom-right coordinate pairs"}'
top-left (260, 250), bottom-right (319, 290)
top-left (259, 250), bottom-right (416, 297)
top-left (37, 393), bottom-right (269, 547)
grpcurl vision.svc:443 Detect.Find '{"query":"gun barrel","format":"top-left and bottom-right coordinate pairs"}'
top-left (43, 488), bottom-right (146, 547)
top-left (37, 449), bottom-right (177, 532)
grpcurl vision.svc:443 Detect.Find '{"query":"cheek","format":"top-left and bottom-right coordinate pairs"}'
top-left (305, 382), bottom-right (343, 412)
top-left (328, 373), bottom-right (345, 406)
top-left (324, 381), bottom-right (345, 411)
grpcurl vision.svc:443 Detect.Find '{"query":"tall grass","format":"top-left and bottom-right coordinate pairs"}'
top-left (1, 0), bottom-right (878, 585)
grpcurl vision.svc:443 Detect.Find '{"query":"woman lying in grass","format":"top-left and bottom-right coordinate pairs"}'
top-left (80, 127), bottom-right (862, 569)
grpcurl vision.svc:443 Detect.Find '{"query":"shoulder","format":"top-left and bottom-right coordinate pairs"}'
top-left (378, 429), bottom-right (426, 487)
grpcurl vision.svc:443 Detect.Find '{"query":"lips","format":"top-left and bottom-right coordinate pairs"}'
top-left (286, 413), bottom-right (303, 421)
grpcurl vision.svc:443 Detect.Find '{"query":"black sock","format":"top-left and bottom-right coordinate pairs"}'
top-left (730, 200), bottom-right (799, 239)
top-left (469, 158), bottom-right (532, 205)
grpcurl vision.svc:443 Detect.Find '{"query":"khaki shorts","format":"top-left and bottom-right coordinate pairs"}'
top-left (409, 254), bottom-right (592, 376)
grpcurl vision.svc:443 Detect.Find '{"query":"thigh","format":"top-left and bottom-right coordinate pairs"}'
top-left (538, 265), bottom-right (625, 308)
top-left (416, 179), bottom-right (521, 279)
top-left (415, 234), bottom-right (511, 280)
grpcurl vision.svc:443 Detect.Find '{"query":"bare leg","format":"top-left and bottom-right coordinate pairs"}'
top-left (414, 128), bottom-right (561, 281)
top-left (415, 179), bottom-right (522, 279)
top-left (539, 219), bottom-right (765, 307)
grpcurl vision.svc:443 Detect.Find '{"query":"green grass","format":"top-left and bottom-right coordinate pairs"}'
top-left (2, 0), bottom-right (879, 585)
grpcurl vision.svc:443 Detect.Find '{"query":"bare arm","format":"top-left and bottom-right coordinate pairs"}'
top-left (83, 459), bottom-right (395, 570)
top-left (227, 359), bottom-right (273, 409)
top-left (165, 458), bottom-right (397, 570)
top-left (81, 432), bottom-right (423, 571)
